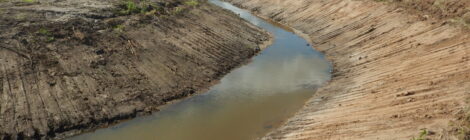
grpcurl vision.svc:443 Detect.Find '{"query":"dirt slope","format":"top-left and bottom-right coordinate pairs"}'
top-left (0, 0), bottom-right (270, 139)
top-left (224, 0), bottom-right (470, 139)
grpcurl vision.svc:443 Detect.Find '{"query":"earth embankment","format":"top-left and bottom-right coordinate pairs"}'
top-left (0, 0), bottom-right (270, 139)
top-left (224, 0), bottom-right (470, 139)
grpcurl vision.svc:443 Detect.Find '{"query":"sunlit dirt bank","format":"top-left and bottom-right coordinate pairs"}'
top-left (223, 0), bottom-right (470, 139)
top-left (0, 0), bottom-right (271, 139)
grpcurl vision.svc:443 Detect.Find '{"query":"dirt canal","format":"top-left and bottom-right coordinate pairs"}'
top-left (70, 0), bottom-right (331, 139)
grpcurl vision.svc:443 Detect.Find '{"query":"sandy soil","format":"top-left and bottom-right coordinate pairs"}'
top-left (0, 0), bottom-right (271, 139)
top-left (223, 0), bottom-right (470, 139)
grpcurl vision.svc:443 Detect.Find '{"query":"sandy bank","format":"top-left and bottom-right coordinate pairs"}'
top-left (224, 0), bottom-right (470, 139)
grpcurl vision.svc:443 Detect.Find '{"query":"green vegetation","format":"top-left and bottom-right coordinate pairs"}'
top-left (37, 28), bottom-right (55, 42)
top-left (38, 28), bottom-right (51, 36)
top-left (184, 0), bottom-right (199, 6)
top-left (411, 129), bottom-right (428, 140)
top-left (173, 7), bottom-right (184, 14)
top-left (144, 9), bottom-right (158, 15)
top-left (113, 24), bottom-right (125, 32)
top-left (46, 36), bottom-right (55, 42)
top-left (173, 0), bottom-right (202, 15)
top-left (123, 1), bottom-right (140, 14)
top-left (116, 0), bottom-right (201, 16)
top-left (118, 0), bottom-right (146, 15)
top-left (118, 0), bottom-right (160, 15)
top-left (461, 99), bottom-right (470, 139)
top-left (22, 0), bottom-right (35, 3)
top-left (15, 13), bottom-right (27, 20)
top-left (452, 106), bottom-right (470, 139)
top-left (119, 0), bottom-right (147, 15)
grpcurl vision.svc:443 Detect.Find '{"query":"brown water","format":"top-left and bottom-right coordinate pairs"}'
top-left (70, 0), bottom-right (331, 139)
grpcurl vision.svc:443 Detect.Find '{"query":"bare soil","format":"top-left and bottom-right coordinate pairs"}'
top-left (384, 0), bottom-right (469, 20)
top-left (0, 0), bottom-right (270, 139)
top-left (224, 0), bottom-right (470, 139)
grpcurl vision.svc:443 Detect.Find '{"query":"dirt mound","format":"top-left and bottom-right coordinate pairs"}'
top-left (0, 0), bottom-right (270, 139)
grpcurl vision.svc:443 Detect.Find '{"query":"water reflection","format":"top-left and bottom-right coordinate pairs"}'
top-left (70, 0), bottom-right (330, 140)
top-left (220, 54), bottom-right (329, 94)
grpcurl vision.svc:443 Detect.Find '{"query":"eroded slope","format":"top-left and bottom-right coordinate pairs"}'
top-left (224, 0), bottom-right (470, 139)
top-left (0, 0), bottom-right (270, 139)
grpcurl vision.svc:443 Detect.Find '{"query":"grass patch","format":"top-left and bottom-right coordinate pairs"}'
top-left (452, 106), bottom-right (470, 139)
top-left (144, 9), bottom-right (158, 15)
top-left (113, 24), bottom-right (125, 32)
top-left (411, 129), bottom-right (428, 140)
top-left (46, 36), bottom-right (55, 42)
top-left (173, 7), bottom-right (184, 14)
top-left (184, 0), bottom-right (199, 6)
top-left (37, 28), bottom-right (51, 36)
top-left (120, 1), bottom-right (140, 15)
top-left (37, 28), bottom-right (55, 42)
top-left (115, 0), bottom-right (202, 16)
top-left (117, 0), bottom-right (162, 15)
top-left (22, 0), bottom-right (35, 3)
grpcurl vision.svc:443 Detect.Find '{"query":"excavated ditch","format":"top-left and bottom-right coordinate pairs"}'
top-left (223, 0), bottom-right (470, 139)
top-left (69, 0), bottom-right (331, 139)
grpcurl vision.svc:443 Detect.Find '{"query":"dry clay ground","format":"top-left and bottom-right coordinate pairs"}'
top-left (0, 0), bottom-right (270, 139)
top-left (224, 0), bottom-right (470, 139)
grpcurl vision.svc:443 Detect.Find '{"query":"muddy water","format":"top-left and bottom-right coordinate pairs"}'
top-left (70, 1), bottom-right (330, 140)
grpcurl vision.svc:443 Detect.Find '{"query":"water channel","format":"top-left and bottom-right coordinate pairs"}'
top-left (71, 0), bottom-right (331, 139)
